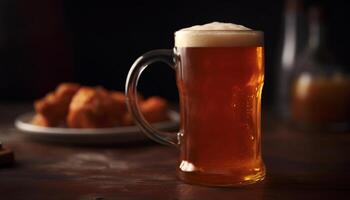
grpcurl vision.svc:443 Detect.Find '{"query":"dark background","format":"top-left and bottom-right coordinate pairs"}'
top-left (1, 0), bottom-right (349, 107)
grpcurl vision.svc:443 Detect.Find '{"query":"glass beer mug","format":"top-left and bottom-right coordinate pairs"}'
top-left (125, 22), bottom-right (265, 186)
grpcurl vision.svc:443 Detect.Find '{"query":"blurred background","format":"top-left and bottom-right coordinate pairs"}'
top-left (1, 0), bottom-right (349, 126)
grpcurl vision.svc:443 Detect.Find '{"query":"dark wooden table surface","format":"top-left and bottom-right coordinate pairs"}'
top-left (1, 104), bottom-right (350, 200)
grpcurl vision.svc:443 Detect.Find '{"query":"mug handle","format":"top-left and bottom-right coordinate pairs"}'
top-left (125, 49), bottom-right (179, 147)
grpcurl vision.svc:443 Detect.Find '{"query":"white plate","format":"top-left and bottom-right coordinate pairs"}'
top-left (15, 111), bottom-right (179, 145)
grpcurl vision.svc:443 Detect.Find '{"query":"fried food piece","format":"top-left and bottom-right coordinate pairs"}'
top-left (139, 97), bottom-right (169, 123)
top-left (67, 87), bottom-right (123, 128)
top-left (34, 83), bottom-right (80, 126)
top-left (55, 83), bottom-right (81, 100)
top-left (122, 96), bottom-right (169, 126)
top-left (110, 91), bottom-right (127, 116)
top-left (31, 114), bottom-right (53, 127)
top-left (110, 91), bottom-right (145, 115)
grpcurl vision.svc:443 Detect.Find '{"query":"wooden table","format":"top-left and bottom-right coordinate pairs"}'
top-left (1, 104), bottom-right (350, 199)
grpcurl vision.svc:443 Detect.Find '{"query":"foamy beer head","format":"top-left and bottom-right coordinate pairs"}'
top-left (175, 22), bottom-right (263, 47)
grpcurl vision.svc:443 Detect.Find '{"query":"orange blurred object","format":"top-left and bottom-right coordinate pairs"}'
top-left (292, 73), bottom-right (350, 125)
top-left (122, 96), bottom-right (169, 126)
top-left (31, 114), bottom-right (54, 127)
top-left (34, 83), bottom-right (80, 126)
top-left (32, 83), bottom-right (169, 128)
top-left (67, 87), bottom-right (123, 128)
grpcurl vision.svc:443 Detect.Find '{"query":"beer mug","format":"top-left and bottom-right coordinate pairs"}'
top-left (125, 22), bottom-right (265, 186)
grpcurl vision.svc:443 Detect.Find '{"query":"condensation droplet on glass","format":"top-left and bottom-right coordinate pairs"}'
top-left (250, 135), bottom-right (255, 141)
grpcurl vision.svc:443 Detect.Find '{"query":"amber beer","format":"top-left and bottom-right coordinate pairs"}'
top-left (175, 28), bottom-right (265, 185)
